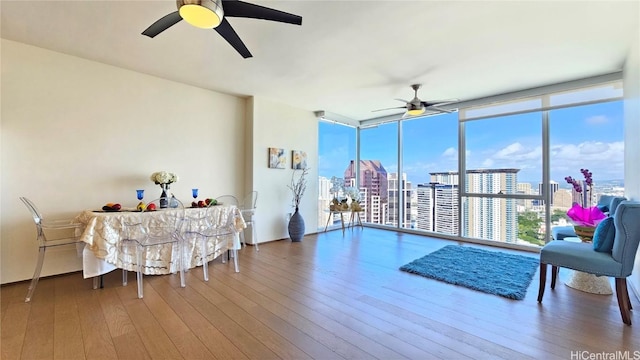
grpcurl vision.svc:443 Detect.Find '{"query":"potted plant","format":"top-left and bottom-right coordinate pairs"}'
top-left (564, 168), bottom-right (606, 241)
top-left (287, 168), bottom-right (308, 242)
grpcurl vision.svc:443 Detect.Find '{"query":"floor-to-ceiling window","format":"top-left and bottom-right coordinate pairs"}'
top-left (548, 87), bottom-right (625, 231)
top-left (317, 121), bottom-right (356, 230)
top-left (462, 109), bottom-right (544, 246)
top-left (401, 112), bottom-right (458, 233)
top-left (459, 79), bottom-right (622, 248)
top-left (358, 122), bottom-right (397, 226)
top-left (319, 75), bottom-right (624, 249)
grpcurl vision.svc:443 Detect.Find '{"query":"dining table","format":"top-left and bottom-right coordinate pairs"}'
top-left (74, 205), bottom-right (245, 279)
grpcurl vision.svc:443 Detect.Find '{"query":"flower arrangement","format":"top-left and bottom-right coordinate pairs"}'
top-left (150, 171), bottom-right (179, 186)
top-left (288, 168), bottom-right (308, 210)
top-left (564, 168), bottom-right (593, 208)
top-left (564, 168), bottom-right (605, 227)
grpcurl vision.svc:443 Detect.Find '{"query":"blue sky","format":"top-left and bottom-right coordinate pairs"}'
top-left (319, 100), bottom-right (624, 186)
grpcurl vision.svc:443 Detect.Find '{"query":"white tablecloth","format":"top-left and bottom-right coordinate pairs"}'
top-left (74, 205), bottom-right (245, 278)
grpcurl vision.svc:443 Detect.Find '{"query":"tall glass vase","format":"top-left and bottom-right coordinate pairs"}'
top-left (160, 184), bottom-right (169, 208)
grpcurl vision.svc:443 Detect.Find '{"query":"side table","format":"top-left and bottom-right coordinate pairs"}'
top-left (563, 237), bottom-right (613, 295)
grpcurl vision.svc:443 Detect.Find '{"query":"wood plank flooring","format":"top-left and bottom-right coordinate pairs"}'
top-left (2, 228), bottom-right (639, 359)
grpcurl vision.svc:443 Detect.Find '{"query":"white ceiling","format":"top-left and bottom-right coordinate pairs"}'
top-left (2, 1), bottom-right (638, 124)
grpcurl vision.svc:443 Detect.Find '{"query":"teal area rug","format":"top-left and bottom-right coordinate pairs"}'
top-left (399, 245), bottom-right (539, 300)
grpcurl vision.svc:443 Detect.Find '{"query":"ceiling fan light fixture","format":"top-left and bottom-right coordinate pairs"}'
top-left (406, 105), bottom-right (425, 116)
top-left (178, 0), bottom-right (224, 29)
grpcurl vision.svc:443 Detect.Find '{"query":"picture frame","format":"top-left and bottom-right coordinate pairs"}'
top-left (292, 150), bottom-right (308, 169)
top-left (268, 147), bottom-right (286, 169)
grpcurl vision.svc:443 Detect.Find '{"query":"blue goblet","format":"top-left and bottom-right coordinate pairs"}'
top-left (192, 188), bottom-right (199, 200)
top-left (136, 189), bottom-right (144, 201)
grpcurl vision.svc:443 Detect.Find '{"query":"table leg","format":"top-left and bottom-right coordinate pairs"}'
top-left (324, 212), bottom-right (332, 232)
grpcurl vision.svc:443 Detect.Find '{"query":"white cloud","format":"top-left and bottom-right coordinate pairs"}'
top-left (579, 141), bottom-right (609, 155)
top-left (550, 141), bottom-right (624, 180)
top-left (442, 147), bottom-right (457, 159)
top-left (467, 139), bottom-right (623, 181)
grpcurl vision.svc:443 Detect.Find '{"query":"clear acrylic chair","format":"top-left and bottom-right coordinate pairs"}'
top-left (20, 197), bottom-right (85, 302)
top-left (239, 191), bottom-right (259, 251)
top-left (120, 197), bottom-right (185, 298)
top-left (215, 195), bottom-right (239, 207)
top-left (183, 205), bottom-right (240, 281)
top-left (215, 194), bottom-right (240, 259)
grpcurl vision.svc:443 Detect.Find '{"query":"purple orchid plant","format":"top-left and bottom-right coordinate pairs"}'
top-left (564, 168), bottom-right (605, 227)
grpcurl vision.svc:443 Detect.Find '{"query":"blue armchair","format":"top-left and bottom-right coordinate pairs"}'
top-left (538, 200), bottom-right (640, 325)
top-left (551, 195), bottom-right (627, 241)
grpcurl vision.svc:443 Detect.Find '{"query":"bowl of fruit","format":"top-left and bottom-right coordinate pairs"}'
top-left (191, 198), bottom-right (217, 208)
top-left (101, 203), bottom-right (122, 212)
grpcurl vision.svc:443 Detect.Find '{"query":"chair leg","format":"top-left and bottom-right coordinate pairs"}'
top-left (121, 241), bottom-right (132, 286)
top-left (615, 278), bottom-right (632, 325)
top-left (252, 221), bottom-right (259, 252)
top-left (25, 246), bottom-right (46, 302)
top-left (201, 236), bottom-right (209, 282)
top-left (232, 249), bottom-right (239, 273)
top-left (537, 262), bottom-right (547, 302)
top-left (93, 275), bottom-right (105, 289)
top-left (551, 265), bottom-right (558, 289)
top-left (136, 246), bottom-right (144, 299)
top-left (178, 241), bottom-right (185, 288)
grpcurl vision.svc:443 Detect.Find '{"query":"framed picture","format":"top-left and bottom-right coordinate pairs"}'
top-left (268, 147), bottom-right (286, 169)
top-left (292, 150), bottom-right (308, 169)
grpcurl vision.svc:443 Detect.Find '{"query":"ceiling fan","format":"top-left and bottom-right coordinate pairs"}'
top-left (373, 84), bottom-right (459, 117)
top-left (142, 0), bottom-right (302, 59)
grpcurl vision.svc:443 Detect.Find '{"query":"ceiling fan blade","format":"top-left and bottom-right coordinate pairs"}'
top-left (427, 106), bottom-right (454, 113)
top-left (215, 18), bottom-right (253, 58)
top-left (394, 98), bottom-right (409, 104)
top-left (421, 99), bottom-right (460, 107)
top-left (142, 11), bottom-right (183, 38)
top-left (372, 106), bottom-right (406, 112)
top-left (223, 0), bottom-right (303, 25)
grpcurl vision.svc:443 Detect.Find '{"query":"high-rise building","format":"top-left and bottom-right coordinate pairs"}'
top-left (431, 171), bottom-right (459, 185)
top-left (552, 189), bottom-right (573, 209)
top-left (431, 169), bottom-right (519, 243)
top-left (466, 168), bottom-right (519, 242)
top-left (517, 182), bottom-right (533, 210)
top-left (387, 173), bottom-right (414, 227)
top-left (416, 182), bottom-right (459, 235)
top-left (538, 180), bottom-right (559, 205)
top-left (344, 160), bottom-right (388, 224)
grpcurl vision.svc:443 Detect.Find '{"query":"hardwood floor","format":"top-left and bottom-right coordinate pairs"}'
top-left (2, 228), bottom-right (639, 359)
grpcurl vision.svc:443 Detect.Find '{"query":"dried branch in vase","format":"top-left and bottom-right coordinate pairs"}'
top-left (288, 168), bottom-right (309, 210)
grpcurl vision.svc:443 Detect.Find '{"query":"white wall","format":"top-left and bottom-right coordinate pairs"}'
top-left (249, 97), bottom-right (319, 243)
top-left (1, 40), bottom-right (247, 283)
top-left (1, 39), bottom-right (320, 284)
top-left (623, 32), bottom-right (640, 292)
